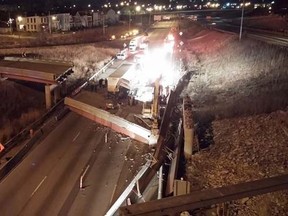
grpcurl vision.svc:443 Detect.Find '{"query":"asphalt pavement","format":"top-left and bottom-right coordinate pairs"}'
top-left (0, 21), bottom-right (177, 216)
top-left (0, 112), bottom-right (129, 216)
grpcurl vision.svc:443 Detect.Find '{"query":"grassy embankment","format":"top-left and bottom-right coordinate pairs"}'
top-left (181, 21), bottom-right (288, 120)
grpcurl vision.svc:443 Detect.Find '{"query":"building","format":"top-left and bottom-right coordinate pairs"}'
top-left (92, 12), bottom-right (101, 26)
top-left (16, 13), bottom-right (70, 32)
top-left (15, 10), bottom-right (117, 32)
top-left (51, 13), bottom-right (70, 31)
top-left (16, 15), bottom-right (48, 32)
top-left (71, 12), bottom-right (93, 29)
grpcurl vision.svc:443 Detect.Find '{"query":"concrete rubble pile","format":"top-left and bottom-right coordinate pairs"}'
top-left (186, 110), bottom-right (288, 215)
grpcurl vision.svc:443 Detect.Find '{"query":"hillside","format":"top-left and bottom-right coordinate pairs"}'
top-left (0, 81), bottom-right (44, 142)
top-left (180, 20), bottom-right (288, 215)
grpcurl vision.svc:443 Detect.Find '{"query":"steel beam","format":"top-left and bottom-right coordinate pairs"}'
top-left (119, 174), bottom-right (288, 216)
top-left (64, 97), bottom-right (158, 145)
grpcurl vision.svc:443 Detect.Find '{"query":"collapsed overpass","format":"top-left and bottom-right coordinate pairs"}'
top-left (64, 97), bottom-right (158, 145)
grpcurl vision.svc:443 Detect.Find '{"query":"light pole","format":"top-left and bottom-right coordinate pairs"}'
top-left (49, 11), bottom-right (51, 34)
top-left (128, 11), bottom-right (131, 32)
top-left (102, 13), bottom-right (106, 35)
top-left (239, 0), bottom-right (245, 41)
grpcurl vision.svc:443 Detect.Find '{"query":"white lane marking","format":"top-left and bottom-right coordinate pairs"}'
top-left (31, 176), bottom-right (47, 197)
top-left (73, 131), bottom-right (80, 142)
top-left (109, 184), bottom-right (117, 205)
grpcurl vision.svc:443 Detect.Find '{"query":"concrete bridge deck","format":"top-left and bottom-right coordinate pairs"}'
top-left (0, 57), bottom-right (73, 84)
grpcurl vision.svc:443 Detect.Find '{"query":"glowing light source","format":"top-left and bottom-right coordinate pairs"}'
top-left (135, 5), bottom-right (141, 12)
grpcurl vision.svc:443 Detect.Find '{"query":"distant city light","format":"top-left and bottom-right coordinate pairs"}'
top-left (17, 16), bottom-right (23, 22)
top-left (135, 5), bottom-right (141, 12)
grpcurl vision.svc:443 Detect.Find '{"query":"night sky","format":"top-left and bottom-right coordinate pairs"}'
top-left (0, 0), bottom-right (287, 14)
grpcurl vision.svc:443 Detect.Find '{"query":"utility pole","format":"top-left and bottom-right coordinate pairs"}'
top-left (239, 0), bottom-right (245, 41)
top-left (49, 11), bottom-right (52, 34)
top-left (129, 11), bottom-right (131, 32)
top-left (8, 12), bottom-right (12, 34)
top-left (102, 13), bottom-right (105, 35)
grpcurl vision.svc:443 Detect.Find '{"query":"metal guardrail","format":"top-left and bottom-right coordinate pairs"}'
top-left (105, 161), bottom-right (152, 216)
top-left (119, 174), bottom-right (288, 216)
top-left (0, 98), bottom-right (65, 159)
top-left (71, 57), bottom-right (116, 97)
top-left (0, 99), bottom-right (66, 181)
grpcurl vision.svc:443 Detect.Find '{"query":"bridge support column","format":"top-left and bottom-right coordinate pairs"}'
top-left (45, 85), bottom-right (52, 109)
top-left (61, 81), bottom-right (67, 96)
top-left (54, 86), bottom-right (60, 104)
top-left (183, 96), bottom-right (194, 160)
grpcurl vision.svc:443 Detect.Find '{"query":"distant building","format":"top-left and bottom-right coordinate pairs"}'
top-left (51, 13), bottom-right (70, 31)
top-left (15, 13), bottom-right (70, 32)
top-left (71, 12), bottom-right (92, 29)
top-left (14, 10), bottom-right (118, 32)
top-left (106, 9), bottom-right (119, 24)
top-left (92, 12), bottom-right (101, 26)
top-left (16, 15), bottom-right (47, 32)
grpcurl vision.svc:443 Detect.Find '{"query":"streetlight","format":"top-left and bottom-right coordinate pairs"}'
top-left (146, 7), bottom-right (153, 26)
top-left (129, 10), bottom-right (131, 32)
top-left (102, 12), bottom-right (106, 35)
top-left (135, 5), bottom-right (141, 12)
top-left (239, 0), bottom-right (245, 41)
top-left (135, 6), bottom-right (142, 26)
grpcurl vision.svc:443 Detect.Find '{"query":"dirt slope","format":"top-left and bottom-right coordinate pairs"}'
top-left (180, 20), bottom-right (288, 215)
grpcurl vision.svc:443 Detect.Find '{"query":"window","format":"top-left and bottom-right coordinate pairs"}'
top-left (30, 18), bottom-right (33, 23)
top-left (27, 18), bottom-right (29, 23)
top-left (34, 18), bottom-right (36, 23)
top-left (34, 25), bottom-right (36, 30)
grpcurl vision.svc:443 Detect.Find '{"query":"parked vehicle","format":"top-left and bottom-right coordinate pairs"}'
top-left (129, 36), bottom-right (146, 52)
top-left (116, 48), bottom-right (128, 60)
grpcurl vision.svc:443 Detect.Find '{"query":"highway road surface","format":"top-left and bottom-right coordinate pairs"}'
top-left (0, 20), bottom-right (177, 216)
top-left (200, 17), bottom-right (288, 47)
top-left (0, 112), bottom-right (130, 216)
